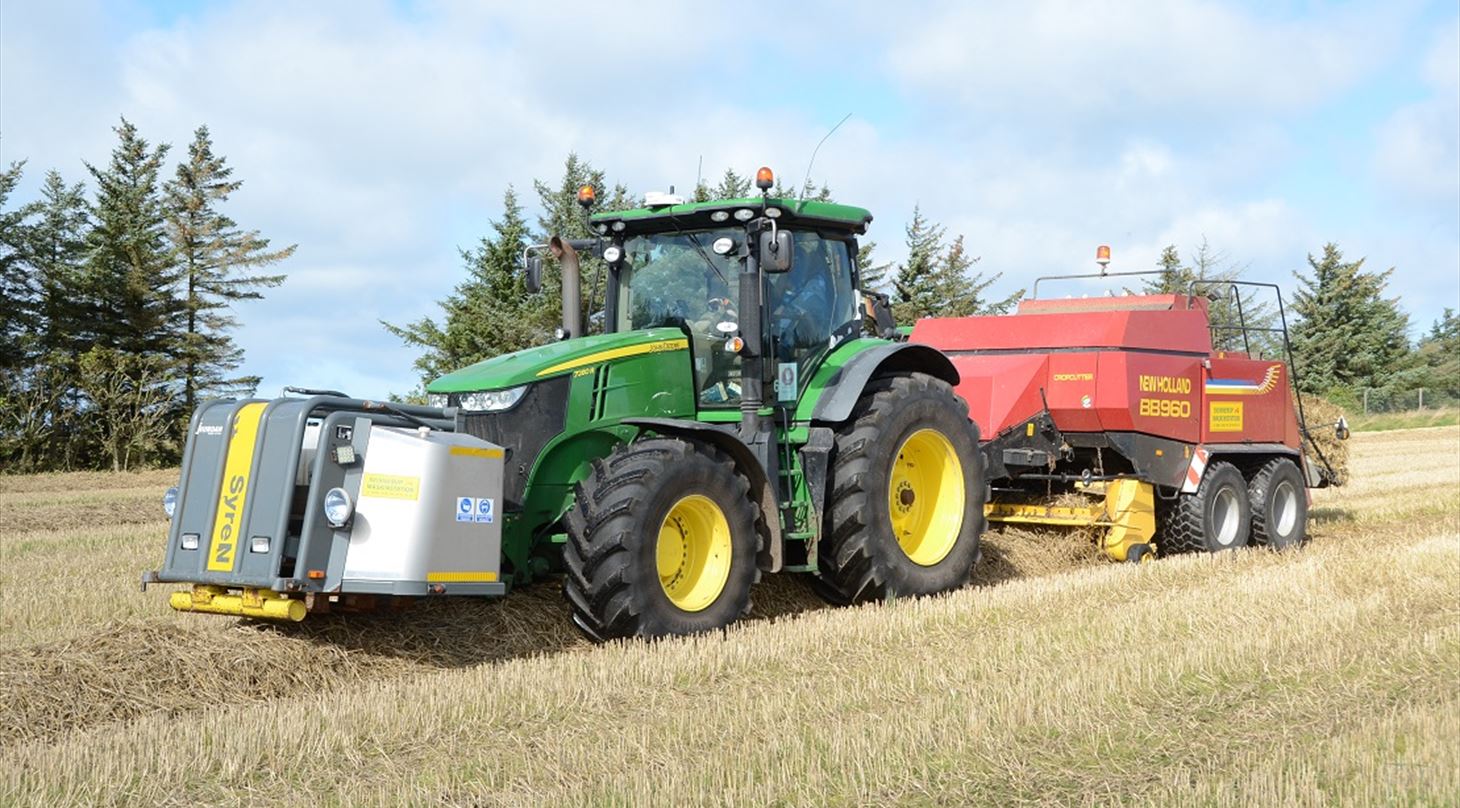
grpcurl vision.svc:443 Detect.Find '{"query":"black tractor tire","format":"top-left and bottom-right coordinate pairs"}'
top-left (563, 438), bottom-right (762, 641)
top-left (1248, 457), bottom-right (1308, 549)
top-left (1157, 460), bottom-right (1251, 554)
top-left (814, 373), bottom-right (986, 605)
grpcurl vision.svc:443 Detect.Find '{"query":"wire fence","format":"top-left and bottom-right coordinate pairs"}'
top-left (1350, 388), bottom-right (1460, 414)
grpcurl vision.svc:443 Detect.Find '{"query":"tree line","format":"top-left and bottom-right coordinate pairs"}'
top-left (3, 140), bottom-right (1450, 473)
top-left (0, 118), bottom-right (293, 471)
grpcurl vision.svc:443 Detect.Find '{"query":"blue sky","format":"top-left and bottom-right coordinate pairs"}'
top-left (2, 0), bottom-right (1456, 396)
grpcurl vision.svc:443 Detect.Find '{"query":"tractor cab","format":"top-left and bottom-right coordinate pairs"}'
top-left (584, 192), bottom-right (869, 408)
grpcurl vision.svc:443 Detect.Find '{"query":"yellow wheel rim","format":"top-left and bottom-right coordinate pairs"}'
top-left (888, 428), bottom-right (966, 566)
top-left (656, 494), bottom-right (733, 612)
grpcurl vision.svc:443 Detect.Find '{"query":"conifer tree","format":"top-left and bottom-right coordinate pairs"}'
top-left (164, 125), bottom-right (293, 410)
top-left (20, 170), bottom-right (94, 468)
top-left (891, 207), bottom-right (1016, 322)
top-left (535, 154), bottom-right (634, 328)
top-left (0, 162), bottom-right (31, 369)
top-left (1290, 243), bottom-right (1415, 396)
top-left (890, 206), bottom-right (945, 322)
top-left (535, 153), bottom-right (611, 242)
top-left (856, 241), bottom-right (892, 294)
top-left (714, 168), bottom-right (750, 199)
top-left (1144, 240), bottom-right (1274, 355)
top-left (1418, 309), bottom-right (1460, 397)
top-left (84, 118), bottom-right (181, 361)
top-left (932, 235), bottom-right (1019, 317)
top-left (26, 170), bottom-right (92, 364)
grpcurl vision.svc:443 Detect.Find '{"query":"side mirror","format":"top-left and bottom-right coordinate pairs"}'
top-left (863, 290), bottom-right (899, 340)
top-left (524, 254), bottom-right (543, 294)
top-left (1335, 416), bottom-right (1350, 441)
top-left (758, 229), bottom-right (793, 273)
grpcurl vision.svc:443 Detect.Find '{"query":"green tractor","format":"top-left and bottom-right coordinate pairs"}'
top-left (148, 167), bottom-right (986, 641)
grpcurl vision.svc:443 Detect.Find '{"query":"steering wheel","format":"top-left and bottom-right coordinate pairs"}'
top-left (698, 298), bottom-right (737, 339)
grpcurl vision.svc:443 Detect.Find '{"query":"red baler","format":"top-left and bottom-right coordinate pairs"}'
top-left (912, 292), bottom-right (1341, 561)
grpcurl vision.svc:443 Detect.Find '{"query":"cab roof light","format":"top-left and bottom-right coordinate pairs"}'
top-left (755, 166), bottom-right (774, 191)
top-left (576, 184), bottom-right (596, 208)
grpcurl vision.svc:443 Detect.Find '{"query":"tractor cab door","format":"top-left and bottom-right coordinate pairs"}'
top-left (765, 232), bottom-right (861, 405)
top-left (615, 228), bottom-right (744, 406)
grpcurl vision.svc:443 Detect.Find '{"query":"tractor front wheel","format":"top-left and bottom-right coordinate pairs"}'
top-left (814, 373), bottom-right (985, 605)
top-left (563, 438), bottom-right (762, 641)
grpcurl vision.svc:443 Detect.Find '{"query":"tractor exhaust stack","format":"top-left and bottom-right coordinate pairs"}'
top-left (549, 236), bottom-right (583, 339)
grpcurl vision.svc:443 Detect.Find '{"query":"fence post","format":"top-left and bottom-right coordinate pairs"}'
top-left (1419, 388), bottom-right (1425, 410)
top-left (1363, 388), bottom-right (1369, 414)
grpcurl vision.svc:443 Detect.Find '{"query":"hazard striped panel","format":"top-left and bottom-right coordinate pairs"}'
top-left (1181, 447), bottom-right (1210, 494)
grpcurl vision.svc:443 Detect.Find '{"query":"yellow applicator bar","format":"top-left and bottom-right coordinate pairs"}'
top-left (169, 585), bottom-right (307, 622)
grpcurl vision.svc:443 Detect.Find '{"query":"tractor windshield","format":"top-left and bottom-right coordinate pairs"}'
top-left (617, 228), bottom-right (859, 407)
top-left (618, 228), bottom-right (742, 404)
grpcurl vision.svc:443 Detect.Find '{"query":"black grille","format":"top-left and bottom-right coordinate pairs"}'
top-left (457, 375), bottom-right (570, 510)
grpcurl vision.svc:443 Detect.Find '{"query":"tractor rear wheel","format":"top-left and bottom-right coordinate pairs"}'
top-left (1248, 457), bottom-right (1308, 549)
top-left (563, 438), bottom-right (761, 641)
top-left (1158, 460), bottom-right (1251, 554)
top-left (814, 373), bottom-right (985, 605)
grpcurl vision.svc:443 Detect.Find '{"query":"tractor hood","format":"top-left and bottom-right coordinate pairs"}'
top-left (427, 328), bottom-right (690, 393)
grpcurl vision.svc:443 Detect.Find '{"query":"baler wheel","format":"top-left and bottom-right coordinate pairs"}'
top-left (1248, 458), bottom-right (1308, 549)
top-left (1126, 543), bottom-right (1155, 564)
top-left (813, 373), bottom-right (985, 605)
top-left (563, 438), bottom-right (762, 641)
top-left (1157, 461), bottom-right (1251, 554)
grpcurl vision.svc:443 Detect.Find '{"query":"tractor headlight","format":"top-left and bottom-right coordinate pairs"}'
top-left (458, 384), bottom-right (528, 412)
top-left (323, 487), bottom-right (354, 528)
top-left (426, 393), bottom-right (448, 409)
top-left (163, 486), bottom-right (178, 519)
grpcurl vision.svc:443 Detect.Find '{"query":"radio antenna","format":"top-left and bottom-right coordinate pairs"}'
top-left (695, 155), bottom-right (703, 195)
top-left (800, 112), bottom-right (852, 201)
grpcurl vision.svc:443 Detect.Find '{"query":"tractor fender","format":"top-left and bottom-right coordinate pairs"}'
top-left (809, 342), bottom-right (960, 424)
top-left (621, 417), bottom-right (784, 572)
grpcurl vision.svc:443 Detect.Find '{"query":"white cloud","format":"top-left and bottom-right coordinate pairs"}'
top-left (883, 0), bottom-right (1403, 128)
top-left (1, 0), bottom-right (1454, 397)
top-left (1374, 19), bottom-right (1460, 210)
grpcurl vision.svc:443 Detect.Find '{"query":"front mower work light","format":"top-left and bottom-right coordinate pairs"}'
top-left (162, 486), bottom-right (178, 519)
top-left (323, 487), bottom-right (354, 528)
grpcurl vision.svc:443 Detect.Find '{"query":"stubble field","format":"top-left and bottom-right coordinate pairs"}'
top-left (1, 426), bottom-right (1457, 805)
